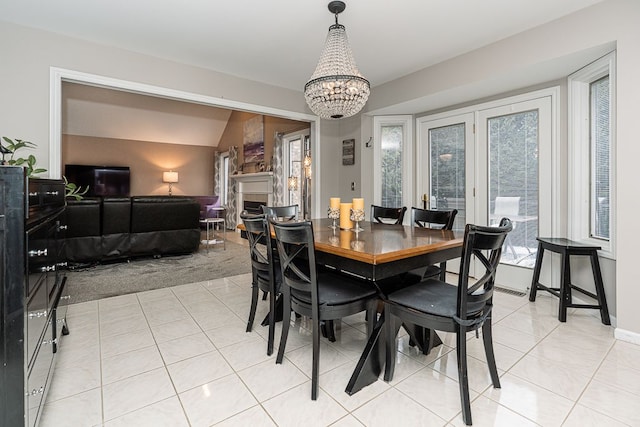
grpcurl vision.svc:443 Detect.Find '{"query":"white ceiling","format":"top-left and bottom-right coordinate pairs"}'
top-left (1, 0), bottom-right (605, 92)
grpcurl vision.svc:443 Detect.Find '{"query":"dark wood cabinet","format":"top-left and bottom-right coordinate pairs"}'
top-left (1, 167), bottom-right (68, 427)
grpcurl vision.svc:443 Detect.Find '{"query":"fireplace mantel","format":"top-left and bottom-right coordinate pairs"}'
top-left (230, 172), bottom-right (274, 182)
top-left (230, 172), bottom-right (274, 225)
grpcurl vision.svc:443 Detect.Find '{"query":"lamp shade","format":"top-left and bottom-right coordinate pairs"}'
top-left (163, 171), bottom-right (179, 183)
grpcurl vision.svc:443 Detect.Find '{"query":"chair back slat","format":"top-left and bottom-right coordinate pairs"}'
top-left (269, 219), bottom-right (317, 297)
top-left (241, 213), bottom-right (271, 271)
top-left (411, 207), bottom-right (457, 230)
top-left (371, 205), bottom-right (407, 225)
top-left (457, 218), bottom-right (512, 317)
top-left (262, 204), bottom-right (299, 222)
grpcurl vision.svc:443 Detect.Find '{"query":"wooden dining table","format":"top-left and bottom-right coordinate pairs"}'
top-left (307, 218), bottom-right (463, 394)
top-left (237, 217), bottom-right (464, 394)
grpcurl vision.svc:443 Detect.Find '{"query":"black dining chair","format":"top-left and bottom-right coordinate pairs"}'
top-left (270, 218), bottom-right (378, 400)
top-left (405, 207), bottom-right (458, 282)
top-left (370, 204), bottom-right (407, 225)
top-left (240, 212), bottom-right (280, 356)
top-left (262, 204), bottom-right (299, 222)
top-left (257, 205), bottom-right (298, 301)
top-left (384, 218), bottom-right (512, 426)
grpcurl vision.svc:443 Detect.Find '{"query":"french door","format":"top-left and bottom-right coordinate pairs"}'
top-left (417, 113), bottom-right (475, 276)
top-left (417, 92), bottom-right (554, 291)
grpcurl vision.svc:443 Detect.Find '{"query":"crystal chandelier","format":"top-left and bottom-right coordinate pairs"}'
top-left (304, 1), bottom-right (370, 120)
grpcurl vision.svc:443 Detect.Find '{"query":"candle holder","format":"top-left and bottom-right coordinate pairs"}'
top-left (328, 227), bottom-right (339, 245)
top-left (350, 239), bottom-right (365, 252)
top-left (350, 208), bottom-right (365, 232)
top-left (328, 207), bottom-right (340, 229)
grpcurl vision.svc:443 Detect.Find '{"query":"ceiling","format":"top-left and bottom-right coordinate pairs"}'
top-left (1, 0), bottom-right (605, 92)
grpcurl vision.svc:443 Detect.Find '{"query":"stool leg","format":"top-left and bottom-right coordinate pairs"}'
top-left (206, 220), bottom-right (211, 253)
top-left (589, 253), bottom-right (611, 325)
top-left (529, 243), bottom-right (544, 302)
top-left (559, 252), bottom-right (571, 322)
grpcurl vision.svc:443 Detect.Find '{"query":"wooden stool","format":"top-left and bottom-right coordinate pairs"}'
top-left (529, 237), bottom-right (610, 325)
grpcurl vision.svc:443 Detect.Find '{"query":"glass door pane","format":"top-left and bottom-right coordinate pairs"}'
top-left (381, 125), bottom-right (403, 207)
top-left (288, 137), bottom-right (302, 207)
top-left (429, 123), bottom-right (466, 232)
top-left (418, 112), bottom-right (475, 277)
top-left (478, 95), bottom-right (552, 292)
top-left (488, 110), bottom-right (539, 267)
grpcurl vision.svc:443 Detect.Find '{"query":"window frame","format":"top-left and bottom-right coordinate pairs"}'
top-left (568, 51), bottom-right (616, 258)
top-left (283, 129), bottom-right (310, 207)
top-left (373, 115), bottom-right (413, 221)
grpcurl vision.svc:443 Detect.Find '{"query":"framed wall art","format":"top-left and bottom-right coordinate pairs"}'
top-left (243, 115), bottom-right (264, 164)
top-left (342, 139), bottom-right (355, 165)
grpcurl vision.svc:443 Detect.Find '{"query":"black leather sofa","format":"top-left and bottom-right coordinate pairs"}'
top-left (62, 196), bottom-right (201, 264)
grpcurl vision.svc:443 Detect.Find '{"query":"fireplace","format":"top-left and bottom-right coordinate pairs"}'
top-left (243, 193), bottom-right (268, 215)
top-left (230, 172), bottom-right (274, 226)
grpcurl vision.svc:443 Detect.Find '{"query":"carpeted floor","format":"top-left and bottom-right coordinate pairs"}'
top-left (65, 240), bottom-right (252, 304)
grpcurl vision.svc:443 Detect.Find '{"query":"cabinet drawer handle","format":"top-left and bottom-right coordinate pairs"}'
top-left (25, 386), bottom-right (45, 397)
top-left (45, 191), bottom-right (59, 196)
top-left (28, 310), bottom-right (48, 319)
top-left (28, 249), bottom-right (48, 257)
top-left (58, 225), bottom-right (68, 231)
top-left (42, 338), bottom-right (58, 346)
top-left (60, 295), bottom-right (71, 301)
top-left (28, 192), bottom-right (39, 197)
top-left (40, 265), bottom-right (56, 272)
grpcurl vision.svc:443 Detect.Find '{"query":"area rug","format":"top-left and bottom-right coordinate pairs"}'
top-left (65, 240), bottom-right (251, 304)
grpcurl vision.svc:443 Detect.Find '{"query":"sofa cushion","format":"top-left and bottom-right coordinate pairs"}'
top-left (130, 196), bottom-right (200, 233)
top-left (102, 197), bottom-right (131, 234)
top-left (64, 198), bottom-right (101, 237)
top-left (193, 196), bottom-right (220, 219)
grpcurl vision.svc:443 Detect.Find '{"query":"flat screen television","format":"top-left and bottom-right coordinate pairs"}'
top-left (64, 164), bottom-right (131, 197)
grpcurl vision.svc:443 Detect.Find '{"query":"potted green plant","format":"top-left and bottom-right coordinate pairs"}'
top-left (1, 136), bottom-right (88, 199)
top-left (1, 137), bottom-right (47, 176)
top-left (63, 176), bottom-right (88, 200)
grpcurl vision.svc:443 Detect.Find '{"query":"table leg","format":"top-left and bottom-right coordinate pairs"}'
top-left (261, 294), bottom-right (283, 326)
top-left (345, 313), bottom-right (386, 395)
top-left (404, 323), bottom-right (442, 354)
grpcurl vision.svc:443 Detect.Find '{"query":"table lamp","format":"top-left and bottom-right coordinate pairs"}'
top-left (163, 170), bottom-right (178, 196)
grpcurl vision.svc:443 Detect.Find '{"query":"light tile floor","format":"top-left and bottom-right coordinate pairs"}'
top-left (40, 272), bottom-right (640, 426)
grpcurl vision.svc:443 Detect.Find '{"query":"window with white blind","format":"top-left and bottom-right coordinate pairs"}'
top-left (591, 76), bottom-right (610, 240)
top-left (569, 52), bottom-right (616, 256)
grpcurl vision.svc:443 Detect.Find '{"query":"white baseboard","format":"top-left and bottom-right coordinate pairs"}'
top-left (614, 328), bottom-right (640, 345)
